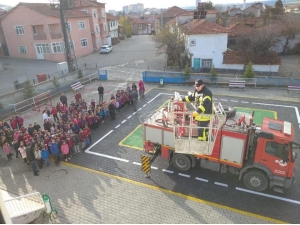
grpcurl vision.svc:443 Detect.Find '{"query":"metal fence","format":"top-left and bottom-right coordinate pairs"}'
top-left (142, 71), bottom-right (300, 87)
top-left (0, 72), bottom-right (100, 120)
top-left (4, 192), bottom-right (44, 218)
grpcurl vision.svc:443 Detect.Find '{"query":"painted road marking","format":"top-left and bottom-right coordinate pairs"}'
top-left (195, 177), bottom-right (208, 182)
top-left (121, 120), bottom-right (127, 123)
top-left (127, 115), bottom-right (132, 119)
top-left (115, 124), bottom-right (121, 129)
top-left (178, 173), bottom-right (190, 178)
top-left (221, 99), bottom-right (228, 101)
top-left (162, 169), bottom-right (174, 174)
top-left (151, 166), bottom-right (158, 170)
top-left (132, 112), bottom-right (137, 115)
top-left (138, 108), bottom-right (142, 111)
top-left (214, 182), bottom-right (228, 187)
top-left (214, 98), bottom-right (218, 100)
top-left (143, 104), bottom-right (147, 107)
top-left (236, 187), bottom-right (300, 205)
top-left (133, 162), bottom-right (141, 166)
top-left (241, 101), bottom-right (249, 103)
top-left (231, 100), bottom-right (238, 102)
top-left (85, 130), bottom-right (114, 152)
top-left (86, 152), bottom-right (129, 163)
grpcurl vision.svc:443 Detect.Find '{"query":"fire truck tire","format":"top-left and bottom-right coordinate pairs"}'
top-left (222, 105), bottom-right (236, 118)
top-left (172, 154), bottom-right (192, 171)
top-left (243, 170), bottom-right (269, 192)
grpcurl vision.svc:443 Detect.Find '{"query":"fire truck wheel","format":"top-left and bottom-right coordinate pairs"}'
top-left (243, 170), bottom-right (269, 192)
top-left (172, 154), bottom-right (192, 171)
top-left (222, 105), bottom-right (236, 118)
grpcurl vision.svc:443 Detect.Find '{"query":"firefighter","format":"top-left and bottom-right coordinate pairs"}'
top-left (182, 79), bottom-right (213, 141)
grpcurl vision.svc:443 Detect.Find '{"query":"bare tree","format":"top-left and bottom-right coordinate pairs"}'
top-left (152, 24), bottom-right (185, 66)
top-left (238, 25), bottom-right (281, 56)
top-left (278, 14), bottom-right (300, 54)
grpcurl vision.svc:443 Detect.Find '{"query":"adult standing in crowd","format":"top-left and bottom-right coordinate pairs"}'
top-left (75, 91), bottom-right (82, 103)
top-left (108, 100), bottom-right (116, 120)
top-left (60, 93), bottom-right (68, 106)
top-left (98, 84), bottom-right (104, 104)
top-left (26, 143), bottom-right (39, 176)
top-left (130, 90), bottom-right (138, 112)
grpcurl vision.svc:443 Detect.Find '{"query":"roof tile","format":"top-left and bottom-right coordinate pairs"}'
top-left (155, 6), bottom-right (186, 19)
top-left (181, 19), bottom-right (228, 35)
top-left (226, 22), bottom-right (254, 36)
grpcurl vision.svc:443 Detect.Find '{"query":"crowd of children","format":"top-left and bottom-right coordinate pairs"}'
top-left (0, 81), bottom-right (146, 176)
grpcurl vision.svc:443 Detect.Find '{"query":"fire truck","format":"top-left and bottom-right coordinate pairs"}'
top-left (143, 93), bottom-right (299, 193)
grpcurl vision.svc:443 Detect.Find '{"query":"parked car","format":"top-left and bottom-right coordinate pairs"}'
top-left (100, 45), bottom-right (113, 54)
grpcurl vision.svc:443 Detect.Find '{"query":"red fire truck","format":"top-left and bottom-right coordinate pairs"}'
top-left (143, 93), bottom-right (299, 192)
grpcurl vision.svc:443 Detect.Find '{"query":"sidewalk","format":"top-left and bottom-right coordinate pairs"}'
top-left (0, 81), bottom-right (295, 223)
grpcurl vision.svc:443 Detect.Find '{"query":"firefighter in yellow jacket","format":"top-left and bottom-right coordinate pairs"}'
top-left (182, 79), bottom-right (213, 141)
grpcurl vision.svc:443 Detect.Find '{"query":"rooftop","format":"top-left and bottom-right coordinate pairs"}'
top-left (155, 6), bottom-right (186, 19)
top-left (181, 19), bottom-right (228, 35)
top-left (226, 22), bottom-right (254, 37)
top-left (223, 50), bottom-right (281, 65)
top-left (106, 13), bottom-right (119, 21)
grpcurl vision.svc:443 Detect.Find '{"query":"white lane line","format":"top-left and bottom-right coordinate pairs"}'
top-left (121, 120), bottom-right (126, 123)
top-left (86, 152), bottom-right (128, 162)
top-left (115, 124), bottom-right (121, 129)
top-left (220, 99), bottom-right (228, 101)
top-left (162, 169), bottom-right (174, 174)
top-left (214, 98), bottom-right (218, 100)
top-left (195, 177), bottom-right (208, 182)
top-left (236, 187), bottom-right (300, 205)
top-left (127, 116), bottom-right (132, 119)
top-left (151, 166), bottom-right (158, 170)
top-left (132, 112), bottom-right (137, 115)
top-left (138, 108), bottom-right (142, 111)
top-left (214, 182), bottom-right (228, 187)
top-left (143, 104), bottom-right (147, 107)
top-left (178, 173), bottom-right (190, 178)
top-left (252, 102), bottom-right (300, 124)
top-left (231, 100), bottom-right (238, 102)
top-left (241, 101), bottom-right (249, 103)
top-left (133, 162), bottom-right (141, 166)
top-left (85, 130), bottom-right (114, 152)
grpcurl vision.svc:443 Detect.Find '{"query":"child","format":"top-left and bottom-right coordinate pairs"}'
top-left (91, 99), bottom-right (96, 109)
top-left (60, 140), bottom-right (70, 161)
top-left (17, 114), bottom-right (24, 129)
top-left (41, 145), bottom-right (50, 167)
top-left (18, 141), bottom-right (27, 164)
top-left (3, 142), bottom-right (13, 161)
top-left (34, 147), bottom-right (43, 169)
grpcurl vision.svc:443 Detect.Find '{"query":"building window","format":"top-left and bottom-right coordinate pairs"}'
top-left (15, 26), bottom-right (24, 35)
top-left (18, 45), bottom-right (27, 54)
top-left (51, 42), bottom-right (64, 53)
top-left (101, 8), bottom-right (106, 17)
top-left (81, 38), bottom-right (88, 47)
top-left (32, 26), bottom-right (37, 35)
top-left (190, 39), bottom-right (196, 46)
top-left (103, 23), bottom-right (107, 31)
top-left (81, 9), bottom-right (88, 13)
top-left (35, 43), bottom-right (50, 54)
top-left (78, 21), bottom-right (86, 30)
top-left (69, 41), bottom-right (75, 51)
top-left (66, 22), bottom-right (72, 31)
top-left (95, 24), bottom-right (99, 33)
top-left (266, 142), bottom-right (285, 159)
top-left (202, 59), bottom-right (212, 68)
top-left (48, 24), bottom-right (53, 33)
top-left (93, 9), bottom-right (97, 18)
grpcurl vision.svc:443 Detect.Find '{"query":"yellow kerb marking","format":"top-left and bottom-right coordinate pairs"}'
top-left (64, 163), bottom-right (287, 224)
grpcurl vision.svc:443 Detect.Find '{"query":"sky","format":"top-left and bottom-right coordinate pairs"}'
top-left (0, 0), bottom-right (251, 11)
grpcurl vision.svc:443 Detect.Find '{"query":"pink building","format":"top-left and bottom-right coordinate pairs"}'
top-left (1, 0), bottom-right (108, 62)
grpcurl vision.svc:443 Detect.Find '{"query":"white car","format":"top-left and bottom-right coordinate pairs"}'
top-left (100, 45), bottom-right (113, 54)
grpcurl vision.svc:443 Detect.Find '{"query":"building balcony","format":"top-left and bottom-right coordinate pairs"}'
top-left (50, 32), bottom-right (63, 39)
top-left (33, 33), bottom-right (47, 40)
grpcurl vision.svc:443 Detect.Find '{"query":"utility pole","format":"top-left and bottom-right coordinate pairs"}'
top-left (50, 0), bottom-right (78, 73)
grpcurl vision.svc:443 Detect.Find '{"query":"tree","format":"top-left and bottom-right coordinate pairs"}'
top-left (23, 80), bottom-right (35, 100)
top-left (183, 64), bottom-right (191, 77)
top-left (238, 25), bottom-right (281, 56)
top-left (244, 61), bottom-right (255, 78)
top-left (77, 69), bottom-right (83, 79)
top-left (152, 24), bottom-right (185, 66)
top-left (204, 1), bottom-right (214, 10)
top-left (274, 0), bottom-right (284, 15)
top-left (52, 76), bottom-right (60, 88)
top-left (279, 14), bottom-right (300, 54)
top-left (119, 16), bottom-right (132, 37)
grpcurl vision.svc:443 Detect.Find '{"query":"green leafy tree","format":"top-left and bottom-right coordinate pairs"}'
top-left (23, 80), bottom-right (35, 100)
top-left (244, 61), bottom-right (255, 78)
top-left (77, 69), bottom-right (83, 79)
top-left (52, 76), bottom-right (60, 88)
top-left (119, 16), bottom-right (132, 37)
top-left (274, 0), bottom-right (284, 15)
top-left (183, 64), bottom-right (191, 76)
top-left (210, 65), bottom-right (217, 83)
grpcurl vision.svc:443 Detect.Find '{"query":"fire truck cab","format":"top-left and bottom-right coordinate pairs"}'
top-left (143, 93), bottom-right (299, 192)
